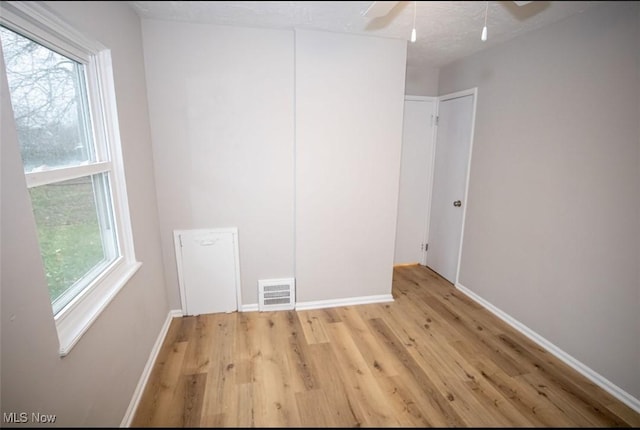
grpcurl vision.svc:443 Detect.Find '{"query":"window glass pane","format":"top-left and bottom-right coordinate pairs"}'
top-left (29, 174), bottom-right (119, 314)
top-left (0, 26), bottom-right (95, 173)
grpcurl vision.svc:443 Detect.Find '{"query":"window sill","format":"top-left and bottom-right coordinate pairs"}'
top-left (55, 259), bottom-right (142, 357)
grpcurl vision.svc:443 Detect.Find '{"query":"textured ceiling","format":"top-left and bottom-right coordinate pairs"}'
top-left (128, 1), bottom-right (607, 69)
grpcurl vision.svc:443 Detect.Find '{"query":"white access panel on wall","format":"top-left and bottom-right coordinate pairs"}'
top-left (174, 228), bottom-right (241, 316)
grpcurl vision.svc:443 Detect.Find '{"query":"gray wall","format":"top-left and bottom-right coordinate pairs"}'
top-left (1, 1), bottom-right (168, 426)
top-left (405, 62), bottom-right (439, 96)
top-left (141, 20), bottom-right (295, 309)
top-left (141, 23), bottom-right (407, 308)
top-left (439, 3), bottom-right (640, 398)
top-left (295, 29), bottom-right (407, 303)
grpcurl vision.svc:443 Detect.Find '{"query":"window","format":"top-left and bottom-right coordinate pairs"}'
top-left (0, 2), bottom-right (140, 355)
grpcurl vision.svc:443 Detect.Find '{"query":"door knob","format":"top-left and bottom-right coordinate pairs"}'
top-left (453, 200), bottom-right (462, 207)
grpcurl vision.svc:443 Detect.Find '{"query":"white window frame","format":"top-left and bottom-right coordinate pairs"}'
top-left (0, 1), bottom-right (141, 356)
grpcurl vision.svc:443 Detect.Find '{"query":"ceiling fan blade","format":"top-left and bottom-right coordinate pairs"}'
top-left (362, 1), bottom-right (401, 18)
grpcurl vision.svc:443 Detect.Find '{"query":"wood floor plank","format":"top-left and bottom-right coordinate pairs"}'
top-left (182, 314), bottom-right (215, 376)
top-left (606, 401), bottom-right (640, 427)
top-left (297, 309), bottom-right (330, 344)
top-left (367, 317), bottom-right (467, 427)
top-left (314, 307), bottom-right (343, 324)
top-left (419, 289), bottom-right (529, 377)
top-left (324, 320), bottom-right (400, 427)
top-left (294, 389), bottom-right (336, 427)
top-left (132, 265), bottom-right (640, 427)
top-left (234, 312), bottom-right (254, 385)
top-left (282, 311), bottom-right (320, 392)
top-left (181, 372), bottom-right (207, 427)
top-left (517, 371), bottom-right (628, 427)
top-left (149, 341), bottom-right (189, 427)
top-left (451, 340), bottom-right (561, 427)
top-left (235, 382), bottom-right (255, 427)
top-left (175, 316), bottom-right (197, 343)
top-left (496, 330), bottom-right (625, 411)
top-left (252, 312), bottom-right (301, 427)
top-left (200, 313), bottom-right (237, 426)
top-left (306, 342), bottom-right (361, 426)
top-left (365, 285), bottom-right (520, 428)
top-left (333, 306), bottom-right (401, 379)
top-left (374, 374), bottom-right (435, 427)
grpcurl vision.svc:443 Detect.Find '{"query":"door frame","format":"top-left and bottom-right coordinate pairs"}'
top-left (401, 95), bottom-right (437, 266)
top-left (426, 87), bottom-right (478, 284)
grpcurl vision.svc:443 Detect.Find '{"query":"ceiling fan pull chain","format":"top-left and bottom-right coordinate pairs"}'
top-left (482, 1), bottom-right (489, 41)
top-left (411, 1), bottom-right (417, 43)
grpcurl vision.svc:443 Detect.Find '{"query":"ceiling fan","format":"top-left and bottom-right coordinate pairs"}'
top-left (362, 0), bottom-right (534, 43)
top-left (362, 1), bottom-right (534, 19)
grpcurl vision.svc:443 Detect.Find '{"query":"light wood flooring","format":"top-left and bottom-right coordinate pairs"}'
top-left (132, 265), bottom-right (640, 427)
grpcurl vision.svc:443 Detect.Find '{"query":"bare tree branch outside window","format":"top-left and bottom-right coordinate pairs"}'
top-left (1, 26), bottom-right (93, 172)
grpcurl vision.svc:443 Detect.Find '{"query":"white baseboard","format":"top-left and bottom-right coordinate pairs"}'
top-left (120, 309), bottom-right (183, 427)
top-left (295, 294), bottom-right (394, 311)
top-left (455, 282), bottom-right (640, 414)
top-left (241, 303), bottom-right (259, 312)
top-left (243, 294), bottom-right (394, 313)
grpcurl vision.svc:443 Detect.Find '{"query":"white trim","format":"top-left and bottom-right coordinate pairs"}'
top-left (94, 49), bottom-right (137, 266)
top-left (232, 229), bottom-right (243, 312)
top-left (295, 294), bottom-right (394, 311)
top-left (173, 231), bottom-right (188, 316)
top-left (56, 261), bottom-right (141, 356)
top-left (120, 309), bottom-right (183, 427)
top-left (404, 95), bottom-right (437, 102)
top-left (439, 88), bottom-right (477, 102)
top-left (422, 98), bottom-right (439, 266)
top-left (423, 104), bottom-right (438, 265)
top-left (454, 88), bottom-right (477, 285)
top-left (455, 282), bottom-right (640, 413)
top-left (0, 1), bottom-right (103, 62)
top-left (293, 29), bottom-right (297, 279)
top-left (241, 304), bottom-right (259, 312)
top-left (25, 161), bottom-right (111, 188)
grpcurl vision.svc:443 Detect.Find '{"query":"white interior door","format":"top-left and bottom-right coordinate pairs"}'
top-left (174, 228), bottom-right (241, 316)
top-left (394, 97), bottom-right (436, 265)
top-left (426, 90), bottom-right (476, 283)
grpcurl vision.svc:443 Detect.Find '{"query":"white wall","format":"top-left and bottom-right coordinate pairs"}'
top-left (1, 1), bottom-right (168, 425)
top-left (439, 3), bottom-right (640, 399)
top-left (295, 29), bottom-right (407, 302)
top-left (141, 20), bottom-right (295, 309)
